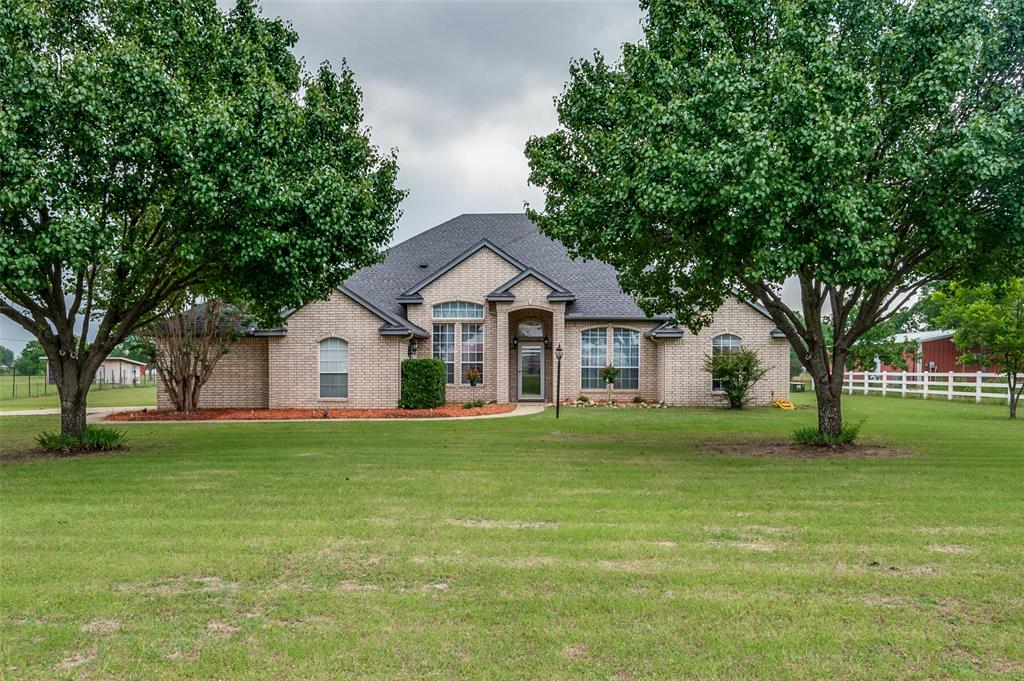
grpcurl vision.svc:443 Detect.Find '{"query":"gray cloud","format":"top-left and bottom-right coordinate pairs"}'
top-left (261, 0), bottom-right (644, 242)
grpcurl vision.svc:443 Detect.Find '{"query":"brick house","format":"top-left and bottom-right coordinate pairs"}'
top-left (157, 214), bottom-right (789, 409)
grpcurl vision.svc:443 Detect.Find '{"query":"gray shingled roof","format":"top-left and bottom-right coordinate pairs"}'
top-left (345, 213), bottom-right (661, 324)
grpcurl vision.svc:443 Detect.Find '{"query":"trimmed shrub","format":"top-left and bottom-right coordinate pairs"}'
top-left (704, 348), bottom-right (768, 409)
top-left (462, 400), bottom-right (485, 409)
top-left (36, 426), bottom-right (127, 453)
top-left (792, 421), bottom-right (863, 447)
top-left (400, 358), bottom-right (446, 409)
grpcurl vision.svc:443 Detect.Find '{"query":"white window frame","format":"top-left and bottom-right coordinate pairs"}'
top-left (433, 323), bottom-right (456, 384)
top-left (319, 338), bottom-right (349, 398)
top-left (460, 323), bottom-right (484, 385)
top-left (581, 328), bottom-right (607, 389)
top-left (612, 328), bottom-right (640, 390)
top-left (432, 301), bottom-right (484, 319)
top-left (711, 333), bottom-right (742, 392)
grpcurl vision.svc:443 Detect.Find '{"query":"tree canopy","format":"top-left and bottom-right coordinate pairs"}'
top-left (934, 278), bottom-right (1024, 418)
top-left (0, 0), bottom-right (405, 435)
top-left (526, 0), bottom-right (1023, 435)
top-left (13, 340), bottom-right (46, 376)
top-left (0, 344), bottom-right (13, 370)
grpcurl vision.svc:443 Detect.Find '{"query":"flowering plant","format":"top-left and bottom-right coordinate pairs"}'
top-left (464, 367), bottom-right (482, 386)
top-left (600, 364), bottom-right (620, 385)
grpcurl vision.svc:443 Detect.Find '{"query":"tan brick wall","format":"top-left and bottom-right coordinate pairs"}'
top-left (406, 248), bottom-right (521, 403)
top-left (660, 297), bottom-right (790, 406)
top-left (155, 281), bottom-right (789, 411)
top-left (156, 336), bottom-right (270, 409)
top-left (561, 320), bottom-right (662, 403)
top-left (267, 290), bottom-right (405, 409)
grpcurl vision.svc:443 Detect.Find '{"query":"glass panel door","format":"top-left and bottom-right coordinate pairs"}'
top-left (519, 344), bottom-right (543, 399)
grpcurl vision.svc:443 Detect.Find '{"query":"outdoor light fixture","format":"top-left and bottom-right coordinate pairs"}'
top-left (510, 337), bottom-right (518, 350)
top-left (543, 335), bottom-right (550, 348)
top-left (408, 339), bottom-right (418, 357)
top-left (555, 343), bottom-right (564, 419)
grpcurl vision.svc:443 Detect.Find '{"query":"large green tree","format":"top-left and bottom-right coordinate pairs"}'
top-left (13, 340), bottom-right (46, 376)
top-left (0, 344), bottom-right (13, 371)
top-left (934, 279), bottom-right (1024, 418)
top-left (525, 0), bottom-right (1023, 436)
top-left (0, 0), bottom-right (404, 436)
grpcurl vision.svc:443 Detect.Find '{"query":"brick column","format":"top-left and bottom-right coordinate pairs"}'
top-left (496, 303), bottom-right (510, 403)
top-left (552, 302), bottom-right (565, 352)
top-left (552, 303), bottom-right (566, 406)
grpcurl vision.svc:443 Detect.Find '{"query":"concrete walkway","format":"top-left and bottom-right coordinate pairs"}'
top-left (0, 406), bottom-right (152, 417)
top-left (85, 403), bottom-right (546, 424)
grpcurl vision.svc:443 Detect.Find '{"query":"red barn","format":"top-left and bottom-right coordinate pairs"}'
top-left (879, 331), bottom-right (999, 373)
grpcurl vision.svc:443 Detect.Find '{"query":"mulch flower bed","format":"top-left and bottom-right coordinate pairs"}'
top-left (106, 403), bottom-right (516, 422)
top-left (562, 399), bottom-right (667, 409)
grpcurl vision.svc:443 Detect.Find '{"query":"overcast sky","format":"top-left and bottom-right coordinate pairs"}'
top-left (266, 0), bottom-right (646, 243)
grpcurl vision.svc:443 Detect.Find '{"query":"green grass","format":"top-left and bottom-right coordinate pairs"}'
top-left (0, 374), bottom-right (50, 401)
top-left (0, 383), bottom-right (155, 411)
top-left (1, 394), bottom-right (1021, 679)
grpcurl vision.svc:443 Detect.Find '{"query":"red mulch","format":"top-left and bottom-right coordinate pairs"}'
top-left (106, 403), bottom-right (517, 422)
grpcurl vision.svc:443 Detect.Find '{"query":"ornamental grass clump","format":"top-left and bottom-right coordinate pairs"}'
top-left (792, 421), bottom-right (863, 447)
top-left (36, 426), bottom-right (128, 454)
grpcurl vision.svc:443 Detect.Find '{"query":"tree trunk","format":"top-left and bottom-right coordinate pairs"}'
top-left (1010, 374), bottom-right (1019, 419)
top-left (58, 372), bottom-right (88, 439)
top-left (812, 372), bottom-right (844, 437)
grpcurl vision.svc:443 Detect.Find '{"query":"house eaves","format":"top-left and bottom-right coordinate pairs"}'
top-left (564, 314), bottom-right (672, 322)
top-left (262, 286), bottom-right (426, 339)
top-left (340, 285), bottom-right (429, 338)
top-left (645, 321), bottom-right (685, 338)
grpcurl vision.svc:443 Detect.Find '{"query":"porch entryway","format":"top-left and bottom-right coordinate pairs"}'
top-left (507, 307), bottom-right (554, 403)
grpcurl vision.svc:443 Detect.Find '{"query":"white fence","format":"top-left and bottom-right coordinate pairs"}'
top-left (842, 371), bottom-right (1020, 404)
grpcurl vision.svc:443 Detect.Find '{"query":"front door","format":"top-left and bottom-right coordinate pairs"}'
top-left (518, 343), bottom-right (544, 400)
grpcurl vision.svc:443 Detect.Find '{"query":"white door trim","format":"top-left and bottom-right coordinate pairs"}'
top-left (517, 342), bottom-right (544, 401)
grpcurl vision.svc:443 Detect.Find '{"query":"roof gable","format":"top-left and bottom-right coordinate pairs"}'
top-left (485, 268), bottom-right (576, 303)
top-left (397, 239), bottom-right (527, 303)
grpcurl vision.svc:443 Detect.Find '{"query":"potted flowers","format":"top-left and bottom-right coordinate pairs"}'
top-left (464, 367), bottom-right (482, 387)
top-left (600, 364), bottom-right (619, 403)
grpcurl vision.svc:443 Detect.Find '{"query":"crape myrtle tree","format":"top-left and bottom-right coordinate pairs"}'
top-left (0, 0), bottom-right (405, 437)
top-left (139, 299), bottom-right (247, 413)
top-left (525, 0), bottom-right (1024, 436)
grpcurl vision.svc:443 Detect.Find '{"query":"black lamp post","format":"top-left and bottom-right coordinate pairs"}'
top-left (555, 343), bottom-right (563, 418)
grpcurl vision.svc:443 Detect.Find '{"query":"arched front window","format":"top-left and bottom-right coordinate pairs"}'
top-left (432, 301), bottom-right (483, 319)
top-left (711, 334), bottom-right (741, 391)
top-left (518, 319), bottom-right (543, 338)
top-left (319, 338), bottom-right (348, 398)
top-left (613, 328), bottom-right (639, 389)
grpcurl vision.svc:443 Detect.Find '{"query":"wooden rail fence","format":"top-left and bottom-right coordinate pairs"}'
top-left (841, 371), bottom-right (1021, 404)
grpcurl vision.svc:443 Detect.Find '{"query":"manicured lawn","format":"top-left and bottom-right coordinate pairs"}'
top-left (0, 383), bottom-right (156, 412)
top-left (1, 395), bottom-right (1021, 679)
